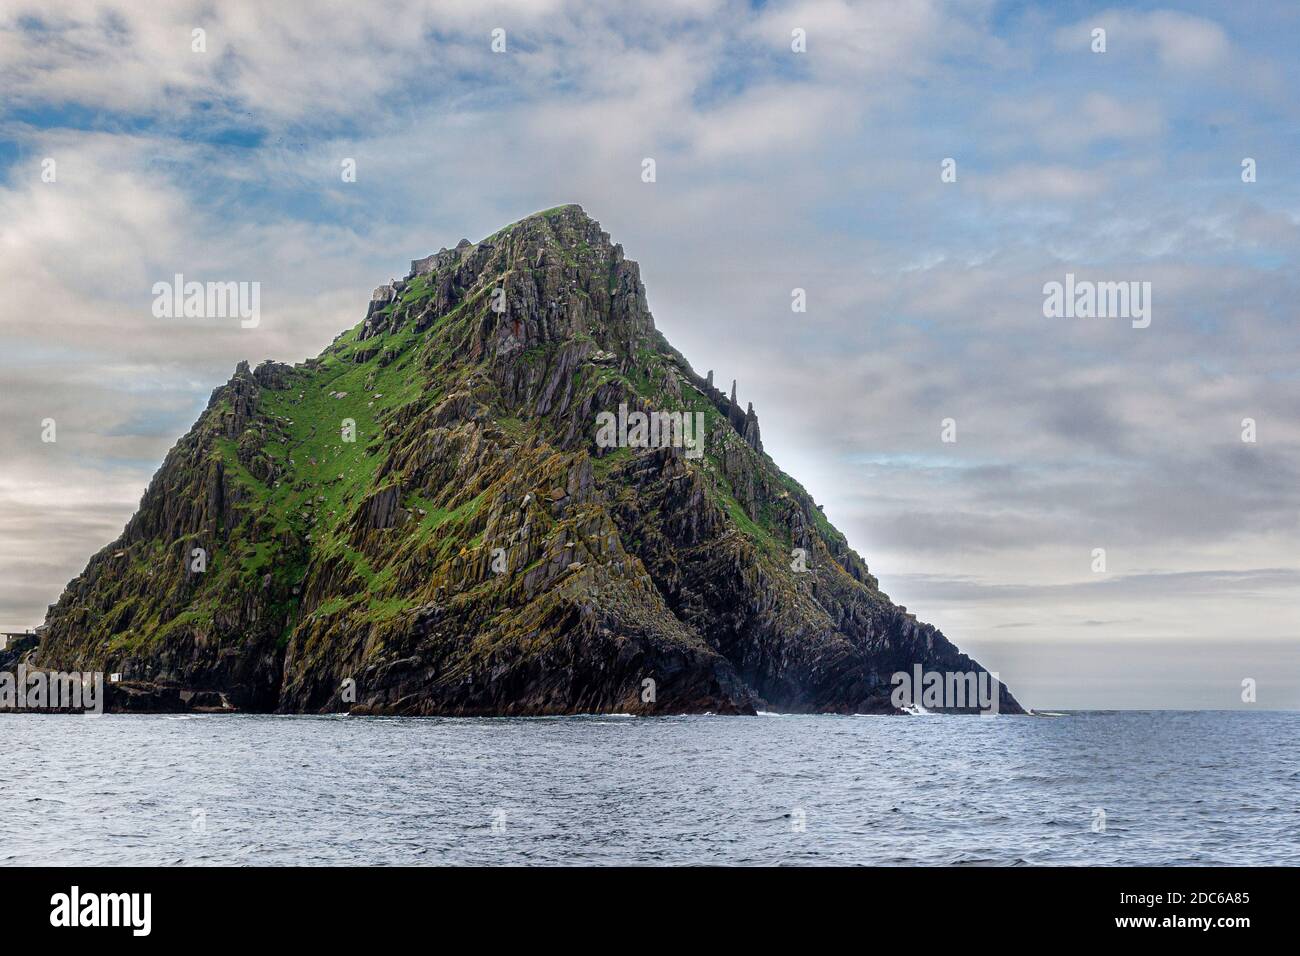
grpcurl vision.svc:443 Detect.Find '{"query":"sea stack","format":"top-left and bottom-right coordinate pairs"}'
top-left (24, 205), bottom-right (1020, 716)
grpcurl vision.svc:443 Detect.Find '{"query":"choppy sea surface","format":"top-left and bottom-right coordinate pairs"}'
top-left (1, 710), bottom-right (1295, 866)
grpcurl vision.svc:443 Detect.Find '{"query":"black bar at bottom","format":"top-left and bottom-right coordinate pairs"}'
top-left (0, 866), bottom-right (1278, 943)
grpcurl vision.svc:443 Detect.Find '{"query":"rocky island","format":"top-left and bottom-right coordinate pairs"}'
top-left (18, 205), bottom-right (1020, 715)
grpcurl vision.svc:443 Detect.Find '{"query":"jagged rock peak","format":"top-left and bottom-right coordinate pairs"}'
top-left (360, 204), bottom-right (651, 352)
top-left (23, 203), bottom-right (1020, 718)
top-left (406, 204), bottom-right (618, 280)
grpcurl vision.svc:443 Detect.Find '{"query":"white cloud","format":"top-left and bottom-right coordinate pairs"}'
top-left (977, 163), bottom-right (1107, 201)
top-left (1055, 8), bottom-right (1231, 70)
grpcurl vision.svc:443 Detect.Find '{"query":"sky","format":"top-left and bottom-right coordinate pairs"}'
top-left (1, 0), bottom-right (1297, 710)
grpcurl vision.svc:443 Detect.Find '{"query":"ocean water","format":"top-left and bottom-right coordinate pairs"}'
top-left (1, 711), bottom-right (1295, 866)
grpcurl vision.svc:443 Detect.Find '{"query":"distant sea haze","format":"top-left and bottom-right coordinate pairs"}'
top-left (3, 711), bottom-right (1294, 865)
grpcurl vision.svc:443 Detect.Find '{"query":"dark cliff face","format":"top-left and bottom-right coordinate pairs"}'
top-left (28, 205), bottom-right (1021, 715)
